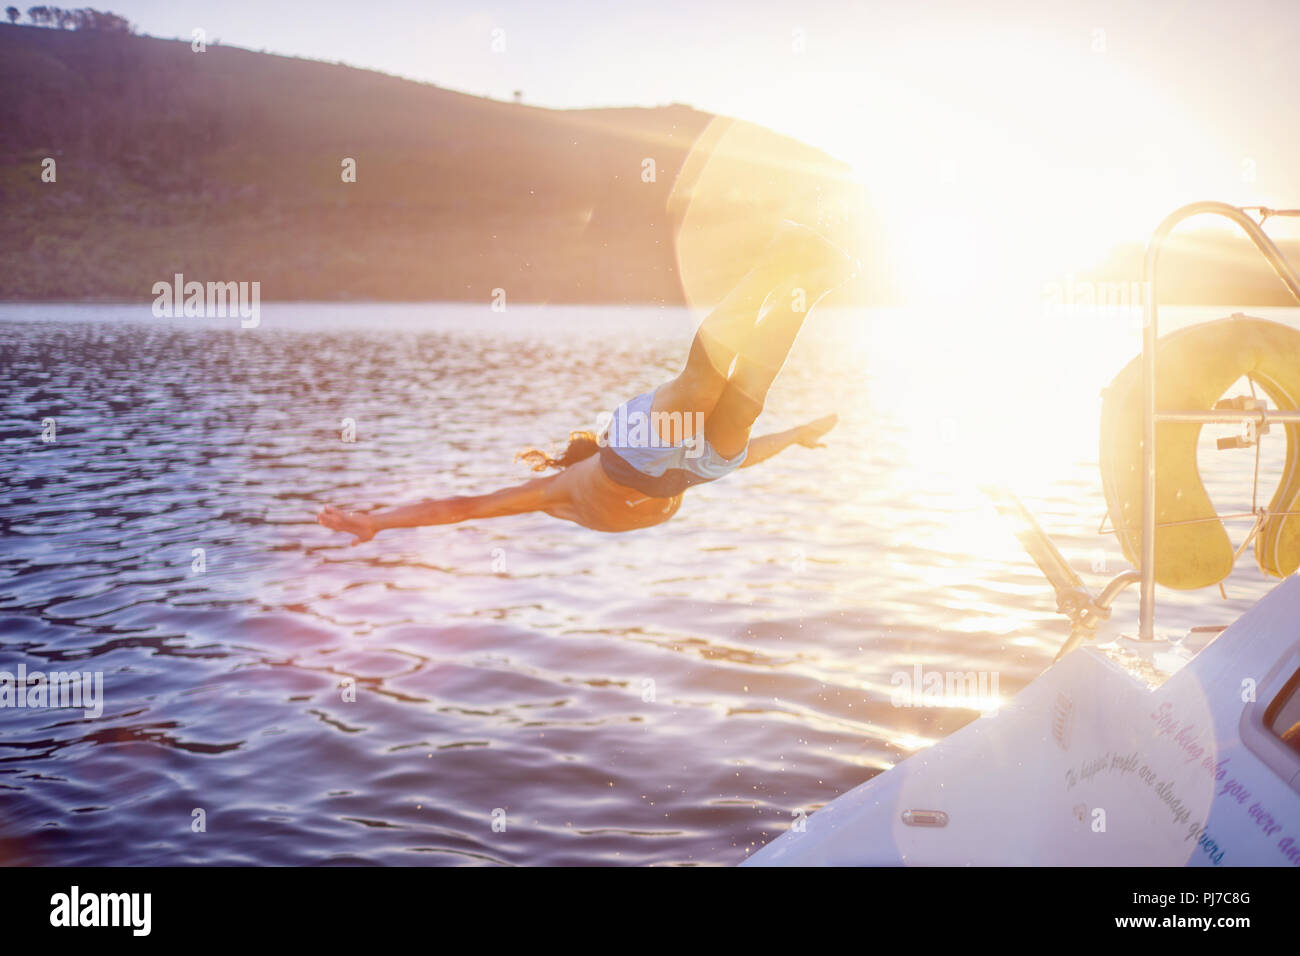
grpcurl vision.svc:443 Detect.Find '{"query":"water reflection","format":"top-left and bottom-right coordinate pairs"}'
top-left (0, 302), bottom-right (1291, 864)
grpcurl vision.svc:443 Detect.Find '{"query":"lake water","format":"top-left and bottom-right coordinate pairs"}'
top-left (0, 301), bottom-right (1294, 865)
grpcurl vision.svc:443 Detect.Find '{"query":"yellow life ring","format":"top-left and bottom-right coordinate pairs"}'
top-left (1100, 315), bottom-right (1300, 590)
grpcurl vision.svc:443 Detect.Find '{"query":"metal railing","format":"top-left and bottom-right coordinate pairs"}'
top-left (1137, 202), bottom-right (1300, 640)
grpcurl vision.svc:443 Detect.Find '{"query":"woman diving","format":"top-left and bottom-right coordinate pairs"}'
top-left (316, 221), bottom-right (859, 543)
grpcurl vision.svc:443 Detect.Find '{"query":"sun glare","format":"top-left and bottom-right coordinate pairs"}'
top-left (737, 20), bottom-right (1232, 312)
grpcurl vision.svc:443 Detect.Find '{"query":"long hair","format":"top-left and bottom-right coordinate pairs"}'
top-left (516, 430), bottom-right (601, 472)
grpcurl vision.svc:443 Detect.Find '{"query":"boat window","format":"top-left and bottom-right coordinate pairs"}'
top-left (1269, 668), bottom-right (1300, 755)
top-left (1239, 650), bottom-right (1300, 794)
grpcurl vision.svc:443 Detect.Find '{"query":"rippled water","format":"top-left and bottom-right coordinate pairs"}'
top-left (0, 301), bottom-right (1294, 865)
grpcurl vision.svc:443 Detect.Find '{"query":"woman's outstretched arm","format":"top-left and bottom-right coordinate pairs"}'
top-left (740, 413), bottom-right (838, 469)
top-left (317, 475), bottom-right (557, 545)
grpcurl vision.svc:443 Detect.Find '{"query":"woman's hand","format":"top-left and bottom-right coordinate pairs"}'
top-left (796, 413), bottom-right (839, 448)
top-left (316, 505), bottom-right (377, 545)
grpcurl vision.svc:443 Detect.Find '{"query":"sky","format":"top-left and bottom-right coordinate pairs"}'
top-left (69, 0), bottom-right (1300, 299)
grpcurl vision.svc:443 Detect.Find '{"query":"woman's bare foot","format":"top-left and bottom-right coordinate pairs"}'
top-left (317, 505), bottom-right (377, 545)
top-left (796, 413), bottom-right (839, 448)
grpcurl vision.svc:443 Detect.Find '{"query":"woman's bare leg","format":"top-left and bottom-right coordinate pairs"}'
top-left (653, 267), bottom-right (787, 434)
top-left (655, 222), bottom-right (861, 440)
top-left (705, 261), bottom-right (859, 459)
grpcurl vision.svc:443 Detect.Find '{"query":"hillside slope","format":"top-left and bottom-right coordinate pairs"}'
top-left (3, 25), bottom-right (1296, 307)
top-left (0, 24), bottom-right (877, 305)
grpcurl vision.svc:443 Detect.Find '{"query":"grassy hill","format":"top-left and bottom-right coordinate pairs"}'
top-left (2, 23), bottom-right (1297, 307)
top-left (0, 23), bottom-right (881, 306)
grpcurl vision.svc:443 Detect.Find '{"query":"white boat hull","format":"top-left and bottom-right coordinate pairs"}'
top-left (747, 576), bottom-right (1300, 866)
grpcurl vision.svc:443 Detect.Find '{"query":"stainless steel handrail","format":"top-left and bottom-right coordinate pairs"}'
top-left (1157, 409), bottom-right (1300, 423)
top-left (1138, 202), bottom-right (1300, 640)
top-left (1054, 570), bottom-right (1144, 661)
